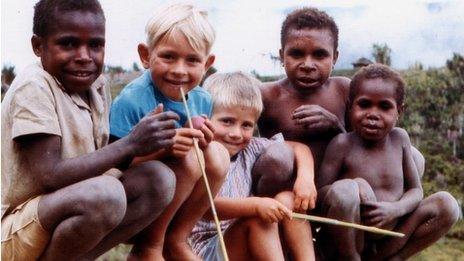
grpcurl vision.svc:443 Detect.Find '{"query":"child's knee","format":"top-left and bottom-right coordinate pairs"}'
top-left (136, 161), bottom-right (176, 208)
top-left (204, 141), bottom-right (230, 181)
top-left (80, 176), bottom-right (127, 229)
top-left (353, 178), bottom-right (376, 203)
top-left (274, 191), bottom-right (294, 210)
top-left (324, 179), bottom-right (360, 211)
top-left (432, 191), bottom-right (460, 226)
top-left (253, 143), bottom-right (294, 183)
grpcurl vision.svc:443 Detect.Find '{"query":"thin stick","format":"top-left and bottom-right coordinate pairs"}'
top-left (180, 88), bottom-right (229, 261)
top-left (292, 212), bottom-right (404, 238)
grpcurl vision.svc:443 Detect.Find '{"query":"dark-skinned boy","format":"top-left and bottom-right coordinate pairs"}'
top-left (1, 1), bottom-right (177, 260)
top-left (317, 64), bottom-right (459, 260)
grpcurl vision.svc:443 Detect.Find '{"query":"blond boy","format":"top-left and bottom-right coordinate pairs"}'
top-left (190, 72), bottom-right (317, 260)
top-left (109, 4), bottom-right (229, 260)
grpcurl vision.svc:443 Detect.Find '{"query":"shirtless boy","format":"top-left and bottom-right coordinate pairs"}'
top-left (318, 64), bottom-right (460, 260)
top-left (258, 7), bottom-right (350, 172)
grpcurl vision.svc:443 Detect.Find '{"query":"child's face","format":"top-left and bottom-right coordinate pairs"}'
top-left (280, 28), bottom-right (337, 91)
top-left (210, 106), bottom-right (257, 157)
top-left (350, 78), bottom-right (401, 141)
top-left (139, 32), bottom-right (214, 101)
top-left (32, 11), bottom-right (105, 93)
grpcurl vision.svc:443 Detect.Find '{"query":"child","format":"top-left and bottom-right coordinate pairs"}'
top-left (109, 4), bottom-right (229, 260)
top-left (317, 64), bottom-right (460, 260)
top-left (1, 0), bottom-right (178, 260)
top-left (258, 7), bottom-right (350, 173)
top-left (190, 72), bottom-right (317, 260)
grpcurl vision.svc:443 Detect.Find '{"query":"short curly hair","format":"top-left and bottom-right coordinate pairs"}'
top-left (349, 64), bottom-right (405, 107)
top-left (281, 7), bottom-right (339, 52)
top-left (33, 0), bottom-right (105, 37)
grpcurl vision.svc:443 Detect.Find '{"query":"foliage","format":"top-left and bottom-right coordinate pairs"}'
top-left (372, 43), bottom-right (392, 66)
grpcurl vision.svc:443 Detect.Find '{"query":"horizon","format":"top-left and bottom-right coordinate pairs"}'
top-left (2, 0), bottom-right (463, 75)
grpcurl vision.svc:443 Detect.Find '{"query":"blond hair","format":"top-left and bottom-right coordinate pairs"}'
top-left (145, 3), bottom-right (215, 54)
top-left (204, 72), bottom-right (263, 117)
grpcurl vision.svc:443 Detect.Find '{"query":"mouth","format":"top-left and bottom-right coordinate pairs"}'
top-left (164, 78), bottom-right (190, 87)
top-left (296, 77), bottom-right (320, 87)
top-left (67, 70), bottom-right (94, 79)
top-left (361, 124), bottom-right (382, 135)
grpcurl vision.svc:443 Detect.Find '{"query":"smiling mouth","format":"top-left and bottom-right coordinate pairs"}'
top-left (165, 79), bottom-right (189, 86)
top-left (68, 71), bottom-right (93, 78)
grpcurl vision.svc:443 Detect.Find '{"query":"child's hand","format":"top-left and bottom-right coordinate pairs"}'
top-left (293, 176), bottom-right (317, 212)
top-left (361, 201), bottom-right (399, 228)
top-left (168, 127), bottom-right (204, 158)
top-left (292, 104), bottom-right (342, 132)
top-left (128, 104), bottom-right (179, 156)
top-left (185, 115), bottom-right (215, 149)
top-left (252, 197), bottom-right (292, 223)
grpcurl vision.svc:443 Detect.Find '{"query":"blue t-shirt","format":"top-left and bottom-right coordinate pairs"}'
top-left (110, 70), bottom-right (213, 138)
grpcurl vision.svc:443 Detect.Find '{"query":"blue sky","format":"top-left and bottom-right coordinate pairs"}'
top-left (2, 0), bottom-right (463, 75)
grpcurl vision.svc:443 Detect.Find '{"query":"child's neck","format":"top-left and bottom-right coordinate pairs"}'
top-left (357, 133), bottom-right (389, 149)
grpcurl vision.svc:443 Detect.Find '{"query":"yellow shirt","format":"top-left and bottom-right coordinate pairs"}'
top-left (1, 62), bottom-right (111, 218)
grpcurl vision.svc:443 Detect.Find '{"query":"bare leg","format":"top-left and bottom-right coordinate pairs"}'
top-left (37, 175), bottom-right (127, 261)
top-left (252, 142), bottom-right (295, 197)
top-left (164, 142), bottom-right (229, 260)
top-left (274, 191), bottom-right (315, 261)
top-left (224, 217), bottom-right (285, 261)
top-left (128, 150), bottom-right (202, 260)
top-left (84, 161), bottom-right (176, 259)
top-left (372, 191), bottom-right (460, 260)
top-left (320, 179), bottom-right (363, 261)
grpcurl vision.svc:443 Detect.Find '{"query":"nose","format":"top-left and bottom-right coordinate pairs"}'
top-left (75, 46), bottom-right (91, 63)
top-left (366, 109), bottom-right (380, 120)
top-left (171, 60), bottom-right (188, 77)
top-left (228, 126), bottom-right (242, 140)
top-left (300, 56), bottom-right (316, 72)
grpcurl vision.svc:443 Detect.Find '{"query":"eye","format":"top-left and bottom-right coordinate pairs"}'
top-left (313, 49), bottom-right (330, 59)
top-left (159, 52), bottom-right (175, 61)
top-left (219, 118), bottom-right (234, 126)
top-left (89, 39), bottom-right (105, 50)
top-left (379, 101), bottom-right (394, 110)
top-left (187, 56), bottom-right (201, 64)
top-left (57, 37), bottom-right (78, 49)
top-left (356, 99), bottom-right (371, 109)
top-left (287, 49), bottom-right (304, 58)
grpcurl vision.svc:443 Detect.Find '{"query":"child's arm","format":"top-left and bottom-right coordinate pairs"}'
top-left (205, 197), bottom-right (292, 223)
top-left (286, 141), bottom-right (317, 212)
top-left (363, 128), bottom-right (423, 227)
top-left (317, 134), bottom-right (348, 189)
top-left (18, 109), bottom-right (179, 192)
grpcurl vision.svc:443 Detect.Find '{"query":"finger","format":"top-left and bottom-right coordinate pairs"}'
top-left (203, 119), bottom-right (216, 134)
top-left (152, 129), bottom-right (177, 140)
top-left (292, 104), bottom-right (313, 113)
top-left (269, 212), bottom-right (279, 223)
top-left (292, 109), bottom-right (318, 119)
top-left (277, 202), bottom-right (292, 220)
top-left (308, 196), bottom-right (316, 210)
top-left (274, 209), bottom-right (284, 221)
top-left (173, 135), bottom-right (195, 146)
top-left (200, 125), bottom-right (214, 143)
top-left (171, 143), bottom-right (191, 152)
top-left (150, 119), bottom-right (177, 131)
top-left (293, 196), bottom-right (302, 211)
top-left (301, 198), bottom-right (309, 211)
top-left (361, 201), bottom-right (379, 208)
top-left (151, 111), bottom-right (180, 122)
top-left (149, 103), bottom-right (164, 115)
top-left (295, 115), bottom-right (324, 125)
top-left (176, 128), bottom-right (204, 139)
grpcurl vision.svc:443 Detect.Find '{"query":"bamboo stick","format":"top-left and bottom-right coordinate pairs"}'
top-left (180, 88), bottom-right (229, 261)
top-left (292, 212), bottom-right (404, 238)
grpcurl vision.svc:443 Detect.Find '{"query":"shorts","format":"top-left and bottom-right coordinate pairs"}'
top-left (1, 196), bottom-right (50, 260)
top-left (200, 234), bottom-right (225, 261)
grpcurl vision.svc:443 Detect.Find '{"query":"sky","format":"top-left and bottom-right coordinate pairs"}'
top-left (1, 0), bottom-right (463, 76)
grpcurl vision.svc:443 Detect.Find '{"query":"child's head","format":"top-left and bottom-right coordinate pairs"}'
top-left (138, 4), bottom-right (215, 101)
top-left (32, 0), bottom-right (106, 93)
top-left (349, 64), bottom-right (405, 141)
top-left (279, 8), bottom-right (339, 91)
top-left (204, 72), bottom-right (263, 156)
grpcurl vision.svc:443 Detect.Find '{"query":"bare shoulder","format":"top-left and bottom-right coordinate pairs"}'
top-left (260, 80), bottom-right (283, 101)
top-left (328, 76), bottom-right (351, 96)
top-left (328, 132), bottom-right (352, 149)
top-left (390, 127), bottom-right (412, 144)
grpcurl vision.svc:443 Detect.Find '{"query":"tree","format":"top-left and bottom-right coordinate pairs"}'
top-left (2, 65), bottom-right (16, 95)
top-left (132, 62), bottom-right (141, 72)
top-left (372, 43), bottom-right (392, 66)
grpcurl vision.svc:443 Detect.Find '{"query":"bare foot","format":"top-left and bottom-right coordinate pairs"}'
top-left (127, 246), bottom-right (164, 261)
top-left (164, 241), bottom-right (201, 261)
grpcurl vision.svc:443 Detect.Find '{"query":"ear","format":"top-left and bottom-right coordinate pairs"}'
top-left (398, 103), bottom-right (405, 115)
top-left (137, 43), bottom-right (150, 69)
top-left (204, 54), bottom-right (215, 71)
top-left (279, 49), bottom-right (284, 63)
top-left (333, 50), bottom-right (339, 65)
top-left (31, 35), bottom-right (44, 57)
